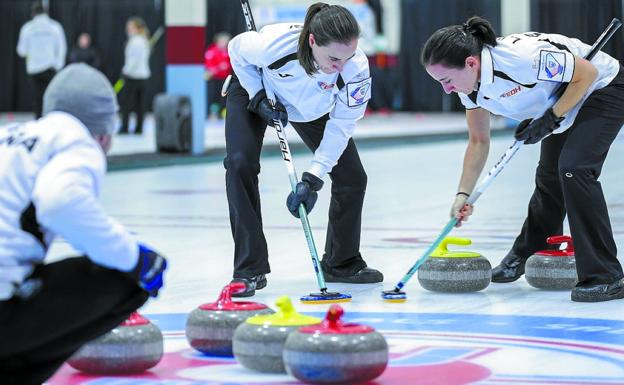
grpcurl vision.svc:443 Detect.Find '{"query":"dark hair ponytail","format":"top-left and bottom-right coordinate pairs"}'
top-left (421, 16), bottom-right (497, 69)
top-left (298, 2), bottom-right (360, 75)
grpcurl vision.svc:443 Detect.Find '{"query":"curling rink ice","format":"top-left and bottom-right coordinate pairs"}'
top-left (47, 131), bottom-right (624, 384)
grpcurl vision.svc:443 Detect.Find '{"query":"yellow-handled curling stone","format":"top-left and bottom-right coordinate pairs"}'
top-left (417, 237), bottom-right (492, 292)
top-left (233, 296), bottom-right (321, 373)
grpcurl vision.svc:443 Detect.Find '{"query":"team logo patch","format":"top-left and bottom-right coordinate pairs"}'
top-left (346, 77), bottom-right (372, 107)
top-left (317, 81), bottom-right (335, 91)
top-left (538, 50), bottom-right (566, 82)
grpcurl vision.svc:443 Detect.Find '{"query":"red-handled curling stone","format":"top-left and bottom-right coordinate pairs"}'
top-left (185, 282), bottom-right (274, 356)
top-left (525, 235), bottom-right (577, 290)
top-left (67, 312), bottom-right (163, 374)
top-left (283, 304), bottom-right (388, 384)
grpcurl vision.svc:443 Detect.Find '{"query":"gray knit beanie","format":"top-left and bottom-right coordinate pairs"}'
top-left (43, 63), bottom-right (118, 136)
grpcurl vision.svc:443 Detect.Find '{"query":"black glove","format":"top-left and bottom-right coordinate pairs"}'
top-left (247, 89), bottom-right (288, 127)
top-left (286, 172), bottom-right (324, 218)
top-left (514, 108), bottom-right (563, 144)
top-left (130, 244), bottom-right (168, 297)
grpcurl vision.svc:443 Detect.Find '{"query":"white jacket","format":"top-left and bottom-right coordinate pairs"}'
top-left (228, 23), bottom-right (372, 178)
top-left (17, 14), bottom-right (67, 74)
top-left (0, 112), bottom-right (138, 300)
top-left (458, 32), bottom-right (620, 133)
top-left (122, 34), bottom-right (151, 79)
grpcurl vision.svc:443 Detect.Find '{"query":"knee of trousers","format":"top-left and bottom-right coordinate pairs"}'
top-left (330, 169), bottom-right (367, 195)
top-left (534, 163), bottom-right (561, 186)
top-left (558, 163), bottom-right (596, 188)
top-left (223, 152), bottom-right (260, 176)
top-left (536, 161), bottom-right (559, 179)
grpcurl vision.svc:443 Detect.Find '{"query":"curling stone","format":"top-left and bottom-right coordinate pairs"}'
top-left (185, 282), bottom-right (274, 356)
top-left (417, 237), bottom-right (491, 293)
top-left (233, 296), bottom-right (321, 373)
top-left (67, 312), bottom-right (163, 374)
top-left (526, 235), bottom-right (577, 290)
top-left (283, 304), bottom-right (388, 384)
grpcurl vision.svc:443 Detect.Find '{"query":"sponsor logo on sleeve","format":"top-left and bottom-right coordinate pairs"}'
top-left (346, 77), bottom-right (371, 107)
top-left (538, 50), bottom-right (566, 82)
top-left (500, 86), bottom-right (522, 98)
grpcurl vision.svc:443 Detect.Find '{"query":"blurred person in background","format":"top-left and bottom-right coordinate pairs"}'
top-left (204, 32), bottom-right (232, 119)
top-left (119, 17), bottom-right (151, 135)
top-left (16, 0), bottom-right (67, 119)
top-left (68, 32), bottom-right (101, 69)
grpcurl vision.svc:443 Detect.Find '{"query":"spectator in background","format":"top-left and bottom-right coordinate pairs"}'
top-left (119, 17), bottom-right (151, 135)
top-left (68, 32), bottom-right (101, 69)
top-left (16, 0), bottom-right (67, 119)
top-left (204, 32), bottom-right (232, 119)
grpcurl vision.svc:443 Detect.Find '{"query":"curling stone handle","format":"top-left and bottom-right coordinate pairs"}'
top-left (216, 282), bottom-right (246, 307)
top-left (121, 312), bottom-right (150, 326)
top-left (275, 295), bottom-right (295, 317)
top-left (435, 237), bottom-right (472, 254)
top-left (546, 235), bottom-right (574, 253)
top-left (324, 304), bottom-right (345, 330)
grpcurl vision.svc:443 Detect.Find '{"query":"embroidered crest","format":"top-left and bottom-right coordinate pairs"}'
top-left (538, 50), bottom-right (566, 82)
top-left (346, 77), bottom-right (371, 107)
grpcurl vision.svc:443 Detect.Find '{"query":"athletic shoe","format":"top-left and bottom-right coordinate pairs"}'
top-left (230, 274), bottom-right (267, 297)
top-left (571, 278), bottom-right (624, 302)
top-left (322, 266), bottom-right (383, 284)
top-left (491, 251), bottom-right (527, 283)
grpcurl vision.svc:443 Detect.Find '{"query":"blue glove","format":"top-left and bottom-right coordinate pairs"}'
top-left (287, 172), bottom-right (324, 218)
top-left (131, 244), bottom-right (167, 297)
top-left (247, 89), bottom-right (289, 127)
top-left (514, 108), bottom-right (563, 144)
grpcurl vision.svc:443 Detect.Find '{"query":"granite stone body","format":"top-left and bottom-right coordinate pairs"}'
top-left (186, 306), bottom-right (273, 356)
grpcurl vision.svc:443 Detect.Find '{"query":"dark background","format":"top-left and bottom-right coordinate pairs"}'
top-left (1, 0), bottom-right (622, 113)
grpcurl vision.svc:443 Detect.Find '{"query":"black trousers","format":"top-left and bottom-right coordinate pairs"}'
top-left (30, 68), bottom-right (56, 119)
top-left (224, 77), bottom-right (368, 278)
top-left (120, 77), bottom-right (147, 133)
top-left (510, 67), bottom-right (624, 286)
top-left (0, 257), bottom-right (148, 385)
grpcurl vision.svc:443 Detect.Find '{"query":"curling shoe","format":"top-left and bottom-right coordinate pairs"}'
top-left (322, 265), bottom-right (383, 284)
top-left (230, 274), bottom-right (267, 297)
top-left (491, 251), bottom-right (527, 283)
top-left (571, 277), bottom-right (624, 303)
